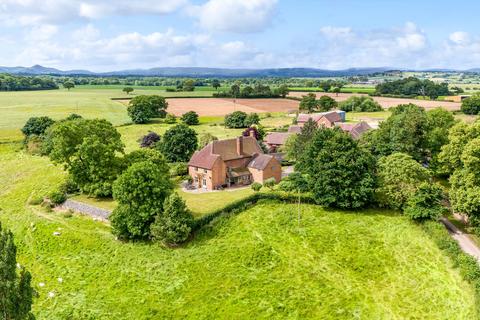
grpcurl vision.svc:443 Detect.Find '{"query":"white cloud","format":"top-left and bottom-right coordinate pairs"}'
top-left (0, 0), bottom-right (187, 25)
top-left (449, 31), bottom-right (471, 45)
top-left (9, 28), bottom-right (272, 71)
top-left (313, 22), bottom-right (429, 69)
top-left (190, 0), bottom-right (278, 33)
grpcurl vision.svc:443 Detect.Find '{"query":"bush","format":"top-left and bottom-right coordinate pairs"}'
top-left (263, 177), bottom-right (277, 190)
top-left (404, 182), bottom-right (448, 221)
top-left (461, 94), bottom-right (480, 115)
top-left (317, 95), bottom-right (338, 112)
top-left (66, 113), bottom-right (83, 121)
top-left (198, 133), bottom-right (218, 149)
top-left (244, 113), bottom-right (260, 127)
top-left (181, 111), bottom-right (200, 125)
top-left (340, 96), bottom-right (383, 112)
top-left (28, 196), bottom-right (44, 205)
top-left (225, 111), bottom-right (248, 128)
top-left (251, 182), bottom-right (262, 192)
top-left (21, 116), bottom-right (55, 137)
top-left (150, 193), bottom-right (194, 245)
top-left (48, 190), bottom-right (67, 205)
top-left (164, 113), bottom-right (177, 124)
top-left (140, 132), bottom-right (161, 148)
top-left (278, 172), bottom-right (309, 193)
top-left (169, 162), bottom-right (188, 177)
top-left (60, 176), bottom-right (80, 194)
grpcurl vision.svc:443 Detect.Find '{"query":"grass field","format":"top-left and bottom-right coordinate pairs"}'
top-left (0, 142), bottom-right (477, 319)
top-left (289, 86), bottom-right (376, 94)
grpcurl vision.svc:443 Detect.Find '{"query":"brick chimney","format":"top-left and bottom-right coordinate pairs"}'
top-left (236, 136), bottom-right (243, 155)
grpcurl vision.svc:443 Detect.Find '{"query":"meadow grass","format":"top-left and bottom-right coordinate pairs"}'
top-left (0, 143), bottom-right (476, 319)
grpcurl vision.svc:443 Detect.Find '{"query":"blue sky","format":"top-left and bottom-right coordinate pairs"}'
top-left (1, 0), bottom-right (479, 71)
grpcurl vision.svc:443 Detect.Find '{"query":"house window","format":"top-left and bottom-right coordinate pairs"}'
top-left (202, 178), bottom-right (207, 187)
top-left (204, 169), bottom-right (207, 174)
top-left (195, 167), bottom-right (198, 171)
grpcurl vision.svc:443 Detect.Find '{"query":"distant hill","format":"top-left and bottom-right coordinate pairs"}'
top-left (0, 65), bottom-right (391, 78)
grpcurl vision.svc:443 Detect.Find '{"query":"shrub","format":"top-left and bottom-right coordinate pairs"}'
top-left (169, 162), bottom-right (188, 177)
top-left (404, 182), bottom-right (448, 221)
top-left (181, 111), bottom-right (200, 125)
top-left (461, 94), bottom-right (480, 115)
top-left (21, 116), bottom-right (55, 137)
top-left (28, 196), bottom-right (44, 205)
top-left (60, 176), bottom-right (80, 194)
top-left (48, 190), bottom-right (67, 205)
top-left (66, 113), bottom-right (83, 121)
top-left (251, 182), bottom-right (262, 192)
top-left (225, 111), bottom-right (248, 128)
top-left (150, 193), bottom-right (194, 245)
top-left (244, 113), bottom-right (260, 127)
top-left (263, 177), bottom-right (277, 190)
top-left (198, 133), bottom-right (218, 149)
top-left (140, 132), bottom-right (161, 148)
top-left (164, 113), bottom-right (177, 124)
top-left (278, 172), bottom-right (309, 193)
top-left (25, 135), bottom-right (44, 155)
top-left (340, 96), bottom-right (383, 112)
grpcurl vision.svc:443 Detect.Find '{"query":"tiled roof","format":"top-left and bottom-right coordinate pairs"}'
top-left (288, 125), bottom-right (303, 133)
top-left (322, 112), bottom-right (342, 124)
top-left (297, 111), bottom-right (342, 125)
top-left (248, 154), bottom-right (275, 170)
top-left (188, 136), bottom-right (262, 169)
top-left (336, 122), bottom-right (372, 139)
top-left (265, 132), bottom-right (292, 145)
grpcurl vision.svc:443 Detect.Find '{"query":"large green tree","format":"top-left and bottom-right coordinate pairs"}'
top-left (425, 108), bottom-right (456, 169)
top-left (317, 95), bottom-right (337, 112)
top-left (110, 160), bottom-right (173, 240)
top-left (45, 118), bottom-right (124, 197)
top-left (285, 119), bottom-right (318, 162)
top-left (376, 153), bottom-right (430, 210)
top-left (461, 93), bottom-right (480, 115)
top-left (224, 111), bottom-right (248, 128)
top-left (299, 93), bottom-right (318, 112)
top-left (158, 124), bottom-right (198, 162)
top-left (127, 95), bottom-right (168, 124)
top-left (339, 96), bottom-right (383, 112)
top-left (0, 223), bottom-right (35, 320)
top-left (296, 127), bottom-right (376, 209)
top-left (150, 193), bottom-right (194, 245)
top-left (362, 104), bottom-right (429, 162)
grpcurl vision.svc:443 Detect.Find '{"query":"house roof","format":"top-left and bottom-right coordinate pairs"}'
top-left (297, 111), bottom-right (342, 125)
top-left (336, 121), bottom-right (372, 139)
top-left (288, 125), bottom-right (303, 134)
top-left (248, 154), bottom-right (275, 170)
top-left (322, 112), bottom-right (342, 124)
top-left (264, 132), bottom-right (292, 146)
top-left (188, 136), bottom-right (262, 169)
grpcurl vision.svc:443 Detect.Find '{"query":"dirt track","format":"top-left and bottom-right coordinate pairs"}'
top-left (288, 92), bottom-right (462, 111)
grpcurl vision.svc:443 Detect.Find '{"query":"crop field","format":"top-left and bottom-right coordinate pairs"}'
top-left (288, 92), bottom-right (462, 111)
top-left (0, 142), bottom-right (477, 319)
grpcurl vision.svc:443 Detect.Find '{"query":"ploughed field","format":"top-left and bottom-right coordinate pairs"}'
top-left (288, 92), bottom-right (462, 111)
top-left (0, 143), bottom-right (477, 319)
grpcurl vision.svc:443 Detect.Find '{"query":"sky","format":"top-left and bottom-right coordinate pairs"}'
top-left (1, 0), bottom-right (480, 71)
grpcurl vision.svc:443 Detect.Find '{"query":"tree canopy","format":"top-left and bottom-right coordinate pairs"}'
top-left (224, 111), bottom-right (248, 128)
top-left (376, 152), bottom-right (430, 210)
top-left (127, 95), bottom-right (168, 124)
top-left (296, 127), bottom-right (376, 209)
top-left (111, 160), bottom-right (173, 240)
top-left (461, 93), bottom-right (480, 115)
top-left (339, 96), bottom-right (383, 112)
top-left (21, 116), bottom-right (55, 137)
top-left (181, 111), bottom-right (200, 125)
top-left (158, 124), bottom-right (198, 162)
top-left (0, 222), bottom-right (35, 320)
top-left (375, 77), bottom-right (450, 99)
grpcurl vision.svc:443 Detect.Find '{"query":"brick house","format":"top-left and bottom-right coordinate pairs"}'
top-left (297, 111), bottom-right (344, 128)
top-left (188, 136), bottom-right (282, 190)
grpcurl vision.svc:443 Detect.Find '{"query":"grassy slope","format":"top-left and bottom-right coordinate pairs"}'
top-left (0, 145), bottom-right (476, 319)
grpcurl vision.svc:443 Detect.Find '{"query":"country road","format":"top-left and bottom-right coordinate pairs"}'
top-left (440, 217), bottom-right (480, 262)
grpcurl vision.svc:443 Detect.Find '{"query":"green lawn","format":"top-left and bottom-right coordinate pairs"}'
top-left (0, 142), bottom-right (477, 319)
top-left (72, 187), bottom-right (255, 217)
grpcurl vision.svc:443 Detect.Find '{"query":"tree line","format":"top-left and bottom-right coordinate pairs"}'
top-left (374, 77), bottom-right (451, 99)
top-left (0, 74), bottom-right (58, 91)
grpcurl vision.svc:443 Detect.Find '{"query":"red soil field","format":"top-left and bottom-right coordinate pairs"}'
top-left (288, 92), bottom-right (462, 111)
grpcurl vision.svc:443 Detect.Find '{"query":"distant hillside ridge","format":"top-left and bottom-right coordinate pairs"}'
top-left (0, 65), bottom-right (391, 78)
